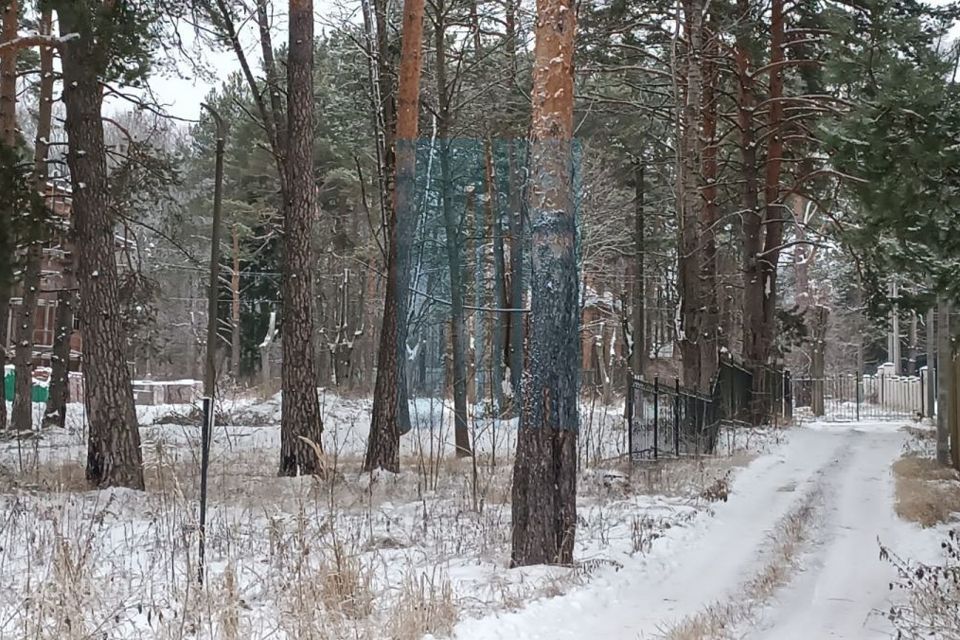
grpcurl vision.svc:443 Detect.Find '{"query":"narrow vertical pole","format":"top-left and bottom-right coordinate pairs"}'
top-left (199, 396), bottom-right (213, 584)
top-left (626, 377), bottom-right (634, 462)
top-left (856, 373), bottom-right (861, 422)
top-left (653, 377), bottom-right (659, 459)
top-left (202, 104), bottom-right (226, 400)
top-left (927, 305), bottom-right (936, 419)
top-left (674, 378), bottom-right (680, 456)
top-left (921, 371), bottom-right (926, 417)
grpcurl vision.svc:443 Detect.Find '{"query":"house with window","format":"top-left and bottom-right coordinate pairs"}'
top-left (3, 180), bottom-right (82, 376)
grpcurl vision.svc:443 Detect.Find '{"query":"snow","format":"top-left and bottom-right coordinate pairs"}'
top-left (452, 421), bottom-right (942, 639)
top-left (0, 396), bottom-right (945, 639)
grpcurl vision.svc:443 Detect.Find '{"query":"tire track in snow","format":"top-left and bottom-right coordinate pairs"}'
top-left (661, 437), bottom-right (852, 638)
top-left (743, 424), bottom-right (919, 640)
top-left (452, 427), bottom-right (860, 640)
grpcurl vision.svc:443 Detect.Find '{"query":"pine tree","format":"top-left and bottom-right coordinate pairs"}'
top-left (511, 0), bottom-right (579, 567)
top-left (54, 0), bottom-right (148, 488)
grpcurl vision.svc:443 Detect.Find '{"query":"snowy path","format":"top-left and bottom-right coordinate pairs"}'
top-left (454, 422), bottom-right (934, 640)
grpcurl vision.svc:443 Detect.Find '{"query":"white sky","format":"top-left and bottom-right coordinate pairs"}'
top-left (142, 0), bottom-right (960, 123)
top-left (141, 2), bottom-right (350, 122)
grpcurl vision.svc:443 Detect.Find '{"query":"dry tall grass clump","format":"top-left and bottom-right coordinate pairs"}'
top-left (893, 455), bottom-right (960, 527)
top-left (387, 569), bottom-right (458, 640)
top-left (319, 541), bottom-right (375, 619)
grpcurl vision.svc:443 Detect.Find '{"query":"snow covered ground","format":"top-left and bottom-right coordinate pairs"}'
top-left (454, 421), bottom-right (944, 640)
top-left (0, 397), bottom-right (946, 639)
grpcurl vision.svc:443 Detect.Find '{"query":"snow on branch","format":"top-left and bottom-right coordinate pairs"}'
top-left (0, 33), bottom-right (77, 55)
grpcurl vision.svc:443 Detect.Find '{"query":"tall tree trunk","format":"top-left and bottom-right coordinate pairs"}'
top-left (678, 0), bottom-right (715, 393)
top-left (365, 0), bottom-right (426, 471)
top-left (506, 143), bottom-right (525, 398)
top-left (907, 310), bottom-right (918, 376)
top-left (279, 0), bottom-right (325, 476)
top-left (435, 7), bottom-right (471, 457)
top-left (11, 11), bottom-right (53, 431)
top-left (937, 298), bottom-right (950, 465)
top-left (511, 0), bottom-right (578, 567)
top-left (0, 0), bottom-right (18, 431)
top-left (631, 161), bottom-right (646, 378)
top-left (486, 139), bottom-right (507, 411)
top-left (58, 4), bottom-right (144, 489)
top-left (231, 223), bottom-right (241, 380)
top-left (742, 0), bottom-right (786, 421)
top-left (43, 288), bottom-right (76, 430)
top-left (735, 0), bottom-right (763, 417)
top-left (699, 24), bottom-right (720, 391)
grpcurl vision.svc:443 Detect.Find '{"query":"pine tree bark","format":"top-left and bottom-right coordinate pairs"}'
top-left (741, 0), bottom-right (786, 420)
top-left (511, 0), bottom-right (578, 568)
top-left (678, 0), bottom-right (716, 393)
top-left (12, 11), bottom-right (54, 432)
top-left (0, 0), bottom-right (19, 431)
top-left (365, 0), bottom-right (426, 471)
top-left (279, 0), bottom-right (325, 476)
top-left (58, 5), bottom-right (144, 489)
top-left (734, 0), bottom-right (763, 419)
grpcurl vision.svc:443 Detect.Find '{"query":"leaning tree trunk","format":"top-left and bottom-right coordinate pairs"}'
top-left (364, 0), bottom-right (426, 472)
top-left (279, 0), bottom-right (325, 476)
top-left (59, 7), bottom-right (144, 489)
top-left (0, 0), bottom-right (19, 431)
top-left (11, 11), bottom-right (53, 432)
top-left (511, 0), bottom-right (578, 568)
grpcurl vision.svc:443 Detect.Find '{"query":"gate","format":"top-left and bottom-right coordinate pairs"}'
top-left (791, 371), bottom-right (926, 422)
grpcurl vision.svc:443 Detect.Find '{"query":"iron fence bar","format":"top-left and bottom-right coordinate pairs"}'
top-left (626, 376), bottom-right (634, 461)
top-left (653, 377), bottom-right (659, 460)
top-left (674, 378), bottom-right (680, 457)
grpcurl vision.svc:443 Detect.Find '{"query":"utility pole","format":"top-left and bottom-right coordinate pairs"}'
top-left (202, 104), bottom-right (226, 400)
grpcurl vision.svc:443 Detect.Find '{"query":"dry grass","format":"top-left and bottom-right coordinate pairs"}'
top-left (893, 455), bottom-right (960, 527)
top-left (387, 570), bottom-right (458, 640)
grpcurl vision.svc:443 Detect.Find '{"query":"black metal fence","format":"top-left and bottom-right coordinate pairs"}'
top-left (626, 377), bottom-right (719, 460)
top-left (791, 373), bottom-right (925, 422)
top-left (712, 359), bottom-right (792, 425)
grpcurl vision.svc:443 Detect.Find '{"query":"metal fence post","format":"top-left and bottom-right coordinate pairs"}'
top-left (674, 378), bottom-right (681, 457)
top-left (920, 372), bottom-right (925, 417)
top-left (855, 373), bottom-right (861, 421)
top-left (199, 396), bottom-right (213, 585)
top-left (653, 377), bottom-right (660, 460)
